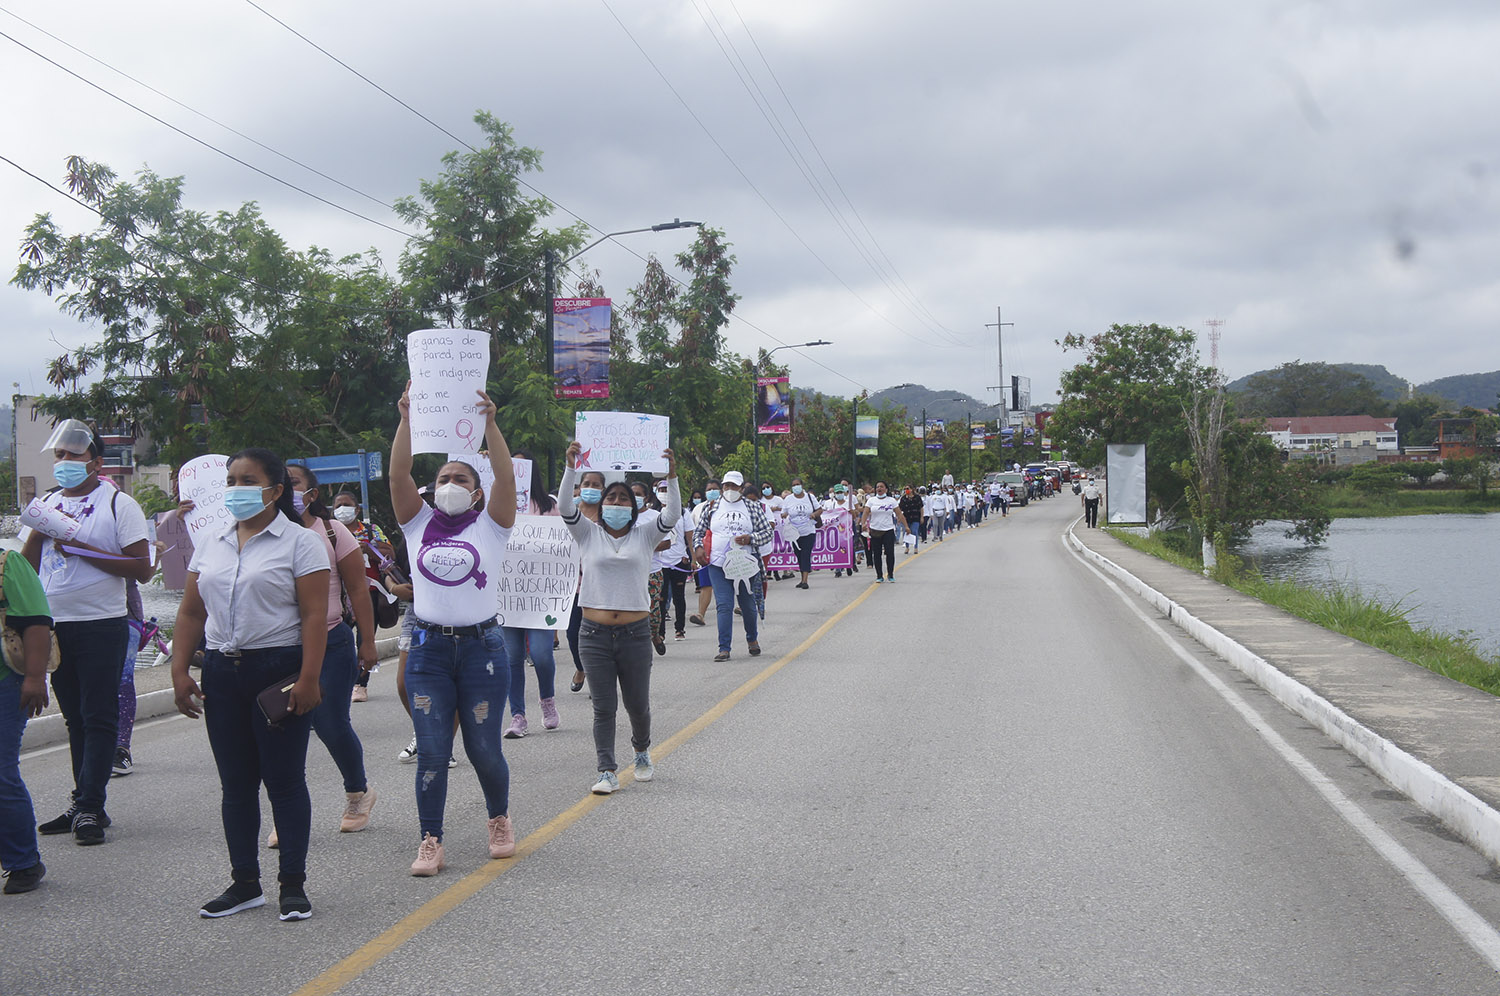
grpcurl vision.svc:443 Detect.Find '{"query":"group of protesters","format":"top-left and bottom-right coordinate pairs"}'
top-left (2, 396), bottom-right (1073, 918)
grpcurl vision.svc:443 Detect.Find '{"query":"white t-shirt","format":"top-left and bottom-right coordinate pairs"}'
top-left (30, 482), bottom-right (150, 622)
top-left (865, 495), bottom-right (900, 532)
top-left (1082, 482), bottom-right (1102, 500)
top-left (707, 497), bottom-right (755, 568)
top-left (783, 494), bottom-right (818, 537)
top-left (400, 504), bottom-right (512, 627)
top-left (653, 507), bottom-right (694, 571)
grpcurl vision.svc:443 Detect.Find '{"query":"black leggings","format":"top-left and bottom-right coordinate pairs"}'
top-left (794, 532), bottom-right (815, 574)
top-left (870, 530), bottom-right (896, 579)
top-left (566, 601), bottom-right (584, 670)
top-left (660, 570), bottom-right (688, 635)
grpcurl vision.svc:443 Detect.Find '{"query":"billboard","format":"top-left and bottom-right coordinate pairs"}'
top-left (1010, 375), bottom-right (1031, 413)
top-left (925, 418), bottom-right (944, 450)
top-left (1106, 443), bottom-right (1148, 524)
top-left (553, 298), bottom-right (611, 399)
top-left (970, 425), bottom-right (987, 450)
top-left (756, 376), bottom-right (792, 434)
top-left (855, 416), bottom-right (880, 456)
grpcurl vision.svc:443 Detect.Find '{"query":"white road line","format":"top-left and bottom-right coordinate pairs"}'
top-left (1063, 527), bottom-right (1500, 974)
top-left (20, 712), bottom-right (186, 762)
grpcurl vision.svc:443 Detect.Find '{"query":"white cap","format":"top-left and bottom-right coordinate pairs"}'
top-left (721, 470), bottom-right (745, 487)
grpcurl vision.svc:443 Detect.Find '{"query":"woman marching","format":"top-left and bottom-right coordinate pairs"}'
top-left (279, 464), bottom-right (378, 842)
top-left (782, 477), bottom-right (819, 589)
top-left (558, 441), bottom-right (680, 795)
top-left (391, 384), bottom-right (518, 876)
top-left (501, 451), bottom-right (561, 738)
top-left (694, 471), bottom-right (774, 662)
top-left (171, 448), bottom-right (330, 921)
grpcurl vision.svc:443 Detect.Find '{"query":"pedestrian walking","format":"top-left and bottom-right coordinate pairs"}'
top-left (782, 479), bottom-right (819, 588)
top-left (862, 482), bottom-right (900, 582)
top-left (566, 471), bottom-right (605, 693)
top-left (694, 471), bottom-right (773, 661)
top-left (281, 463), bottom-right (378, 842)
top-left (1081, 476), bottom-right (1102, 528)
top-left (653, 480), bottom-right (695, 642)
top-left (22, 420), bottom-right (152, 847)
top-left (1, 549), bottom-right (54, 894)
top-left (331, 492), bottom-right (392, 704)
top-left (170, 447), bottom-right (330, 920)
top-left (558, 441), bottom-right (681, 795)
top-left (502, 451), bottom-right (561, 739)
top-left (389, 384), bottom-right (518, 877)
top-left (899, 486), bottom-right (923, 554)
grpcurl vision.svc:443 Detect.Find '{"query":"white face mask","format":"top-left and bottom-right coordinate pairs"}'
top-left (721, 488), bottom-right (743, 503)
top-left (332, 506), bottom-right (358, 524)
top-left (434, 482), bottom-right (477, 516)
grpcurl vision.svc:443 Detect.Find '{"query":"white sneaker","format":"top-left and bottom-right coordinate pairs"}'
top-left (634, 751), bottom-right (654, 782)
top-left (591, 771), bottom-right (619, 795)
top-left (398, 736), bottom-right (418, 763)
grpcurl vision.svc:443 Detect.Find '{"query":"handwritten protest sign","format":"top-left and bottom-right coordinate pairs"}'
top-left (494, 514), bottom-right (579, 631)
top-left (574, 411), bottom-right (669, 474)
top-left (762, 507), bottom-right (854, 572)
top-left (178, 454), bottom-right (229, 542)
top-left (155, 510), bottom-right (194, 590)
top-left (408, 329), bottom-right (490, 455)
top-left (19, 498), bottom-right (83, 541)
top-left (447, 454), bottom-right (533, 513)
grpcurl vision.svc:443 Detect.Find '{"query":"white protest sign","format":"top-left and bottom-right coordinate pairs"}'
top-left (446, 455), bottom-right (532, 513)
top-left (19, 498), bottom-right (83, 541)
top-left (408, 329), bottom-right (489, 455)
top-left (495, 514), bottom-right (579, 631)
top-left (574, 411), bottom-right (669, 474)
top-left (178, 454), bottom-right (230, 542)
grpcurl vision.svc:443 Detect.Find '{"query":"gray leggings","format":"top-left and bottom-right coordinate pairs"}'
top-left (578, 617), bottom-right (653, 772)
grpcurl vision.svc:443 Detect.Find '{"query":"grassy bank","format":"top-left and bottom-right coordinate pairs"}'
top-left (1327, 486), bottom-right (1500, 518)
top-left (1104, 527), bottom-right (1500, 697)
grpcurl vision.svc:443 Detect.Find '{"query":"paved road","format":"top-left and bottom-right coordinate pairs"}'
top-left (12, 496), bottom-right (1500, 994)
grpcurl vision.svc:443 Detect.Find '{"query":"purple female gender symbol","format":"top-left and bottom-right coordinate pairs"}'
top-left (454, 418), bottom-right (475, 450)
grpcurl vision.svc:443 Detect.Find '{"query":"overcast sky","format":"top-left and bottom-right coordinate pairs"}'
top-left (3, 0), bottom-right (1497, 417)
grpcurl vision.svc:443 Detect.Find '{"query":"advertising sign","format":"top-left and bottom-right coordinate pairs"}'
top-left (855, 416), bottom-right (880, 456)
top-left (756, 376), bottom-right (792, 434)
top-left (553, 298), bottom-right (611, 399)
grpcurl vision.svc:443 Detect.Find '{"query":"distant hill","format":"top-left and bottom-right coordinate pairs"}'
top-left (1416, 371), bottom-right (1500, 410)
top-left (1226, 363), bottom-right (1409, 402)
top-left (866, 384), bottom-right (993, 424)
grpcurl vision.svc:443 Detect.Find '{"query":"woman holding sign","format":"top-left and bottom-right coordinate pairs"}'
top-left (558, 440), bottom-right (680, 796)
top-left (390, 384), bottom-right (518, 878)
top-left (501, 450), bottom-right (561, 739)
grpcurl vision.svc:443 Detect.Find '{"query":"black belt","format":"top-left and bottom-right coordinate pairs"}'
top-left (415, 617), bottom-right (499, 639)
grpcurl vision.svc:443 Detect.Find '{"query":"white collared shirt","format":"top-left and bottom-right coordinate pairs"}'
top-left (189, 513), bottom-right (330, 651)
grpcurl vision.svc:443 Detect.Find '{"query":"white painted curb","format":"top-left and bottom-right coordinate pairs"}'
top-left (1068, 529), bottom-right (1500, 867)
top-left (20, 635), bottom-right (403, 753)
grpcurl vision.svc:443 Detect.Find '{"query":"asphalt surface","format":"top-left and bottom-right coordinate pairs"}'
top-left (11, 496), bottom-right (1500, 995)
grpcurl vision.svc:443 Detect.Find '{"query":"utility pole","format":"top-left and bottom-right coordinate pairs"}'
top-left (921, 407), bottom-right (928, 484)
top-left (544, 248), bottom-right (556, 487)
top-left (984, 306), bottom-right (1015, 431)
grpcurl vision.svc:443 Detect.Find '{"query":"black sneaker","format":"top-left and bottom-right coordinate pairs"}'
top-left (2, 862), bottom-right (45, 894)
top-left (111, 748), bottom-right (133, 777)
top-left (73, 811), bottom-right (105, 846)
top-left (200, 881), bottom-right (265, 918)
top-left (279, 884), bottom-right (312, 921)
top-left (39, 806), bottom-right (110, 835)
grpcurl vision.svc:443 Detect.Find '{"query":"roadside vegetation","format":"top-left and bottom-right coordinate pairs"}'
top-left (1104, 526), bottom-right (1500, 697)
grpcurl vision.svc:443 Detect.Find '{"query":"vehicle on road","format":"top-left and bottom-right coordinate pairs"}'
top-left (991, 471), bottom-right (1029, 506)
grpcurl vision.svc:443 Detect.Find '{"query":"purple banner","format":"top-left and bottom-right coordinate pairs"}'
top-left (762, 508), bottom-right (854, 571)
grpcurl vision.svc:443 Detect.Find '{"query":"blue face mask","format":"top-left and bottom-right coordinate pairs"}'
top-left (53, 460), bottom-right (90, 489)
top-left (706, 489), bottom-right (721, 502)
top-left (224, 485), bottom-right (271, 521)
top-left (580, 487), bottom-right (603, 505)
top-left (792, 485), bottom-right (804, 495)
top-left (762, 487), bottom-right (772, 496)
top-left (601, 505), bottom-right (633, 530)
top-left (634, 496), bottom-right (645, 509)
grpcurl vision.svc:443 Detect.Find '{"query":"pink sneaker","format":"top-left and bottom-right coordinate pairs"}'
top-left (350, 685), bottom-right (368, 703)
top-left (539, 697), bottom-right (560, 730)
top-left (340, 787), bottom-right (377, 832)
top-left (503, 713), bottom-right (528, 739)
top-left (487, 814), bottom-right (516, 858)
top-left (410, 833), bottom-right (444, 876)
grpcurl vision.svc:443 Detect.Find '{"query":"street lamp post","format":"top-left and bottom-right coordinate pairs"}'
top-left (544, 219), bottom-right (702, 483)
top-left (752, 340), bottom-right (830, 488)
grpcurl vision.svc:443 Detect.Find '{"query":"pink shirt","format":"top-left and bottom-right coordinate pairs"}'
top-left (309, 518), bottom-right (361, 630)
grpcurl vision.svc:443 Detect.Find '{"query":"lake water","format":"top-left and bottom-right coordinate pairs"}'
top-left (1241, 514), bottom-right (1500, 657)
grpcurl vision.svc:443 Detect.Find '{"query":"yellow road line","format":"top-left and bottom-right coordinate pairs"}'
top-left (290, 567), bottom-right (888, 996)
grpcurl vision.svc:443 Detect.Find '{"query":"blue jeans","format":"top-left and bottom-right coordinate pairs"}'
top-left (202, 647), bottom-right (313, 885)
top-left (405, 626), bottom-right (510, 841)
top-left (501, 626), bottom-right (556, 716)
top-left (0, 670), bottom-right (39, 872)
top-left (51, 617), bottom-right (129, 814)
top-left (311, 623), bottom-right (367, 794)
top-left (708, 565), bottom-right (758, 653)
top-left (577, 617), bottom-right (653, 771)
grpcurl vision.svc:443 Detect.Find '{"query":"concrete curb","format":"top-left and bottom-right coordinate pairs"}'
top-left (1067, 527), bottom-right (1500, 867)
top-left (21, 635), bottom-right (403, 753)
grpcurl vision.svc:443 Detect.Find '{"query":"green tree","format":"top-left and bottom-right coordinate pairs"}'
top-left (13, 157), bottom-right (409, 469)
top-left (1392, 393), bottom-right (1447, 448)
top-left (1399, 460), bottom-right (1441, 488)
top-left (1347, 461), bottom-right (1403, 498)
top-left (1233, 360), bottom-right (1389, 418)
top-left (1050, 323), bottom-right (1211, 519)
top-left (131, 481), bottom-right (176, 516)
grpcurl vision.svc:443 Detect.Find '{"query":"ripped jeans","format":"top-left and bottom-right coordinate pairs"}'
top-left (405, 624), bottom-right (510, 841)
